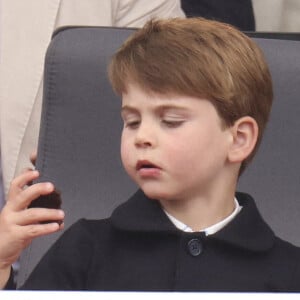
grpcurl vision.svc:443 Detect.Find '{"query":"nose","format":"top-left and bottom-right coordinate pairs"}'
top-left (134, 123), bottom-right (155, 148)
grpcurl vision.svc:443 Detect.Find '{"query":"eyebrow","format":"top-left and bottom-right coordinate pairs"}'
top-left (121, 104), bottom-right (190, 114)
top-left (121, 105), bottom-right (139, 115)
top-left (154, 104), bottom-right (189, 113)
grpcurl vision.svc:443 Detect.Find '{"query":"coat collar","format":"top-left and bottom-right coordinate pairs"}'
top-left (112, 190), bottom-right (177, 233)
top-left (111, 189), bottom-right (275, 253)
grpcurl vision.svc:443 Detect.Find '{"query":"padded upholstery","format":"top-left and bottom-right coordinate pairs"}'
top-left (17, 27), bottom-right (138, 287)
top-left (17, 27), bottom-right (300, 287)
top-left (238, 37), bottom-right (300, 246)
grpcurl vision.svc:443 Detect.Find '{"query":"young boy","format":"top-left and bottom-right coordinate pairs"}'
top-left (1, 17), bottom-right (300, 291)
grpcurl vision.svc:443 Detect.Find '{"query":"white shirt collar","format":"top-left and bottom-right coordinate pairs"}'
top-left (164, 198), bottom-right (242, 236)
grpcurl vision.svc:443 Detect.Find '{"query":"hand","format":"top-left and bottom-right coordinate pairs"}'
top-left (0, 170), bottom-right (64, 272)
top-left (29, 150), bottom-right (37, 167)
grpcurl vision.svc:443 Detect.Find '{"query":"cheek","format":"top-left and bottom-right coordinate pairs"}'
top-left (120, 131), bottom-right (137, 171)
top-left (164, 130), bottom-right (223, 171)
top-left (120, 133), bottom-right (130, 168)
top-left (163, 140), bottom-right (193, 169)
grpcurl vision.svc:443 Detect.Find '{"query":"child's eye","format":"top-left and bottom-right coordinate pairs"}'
top-left (124, 120), bottom-right (140, 129)
top-left (161, 119), bottom-right (184, 128)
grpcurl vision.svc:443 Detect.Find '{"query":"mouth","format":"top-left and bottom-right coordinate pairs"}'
top-left (136, 160), bottom-right (162, 178)
top-left (136, 160), bottom-right (160, 171)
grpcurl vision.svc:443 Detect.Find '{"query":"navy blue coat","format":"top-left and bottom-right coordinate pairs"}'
top-left (8, 190), bottom-right (300, 291)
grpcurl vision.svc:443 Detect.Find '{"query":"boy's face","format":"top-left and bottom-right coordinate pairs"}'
top-left (121, 83), bottom-right (233, 203)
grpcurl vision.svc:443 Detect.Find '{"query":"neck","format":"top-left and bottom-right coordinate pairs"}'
top-left (159, 176), bottom-right (237, 232)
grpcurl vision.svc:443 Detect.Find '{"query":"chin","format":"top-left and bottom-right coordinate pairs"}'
top-left (141, 188), bottom-right (174, 201)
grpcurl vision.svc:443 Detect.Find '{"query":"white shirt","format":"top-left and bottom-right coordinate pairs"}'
top-left (164, 198), bottom-right (242, 235)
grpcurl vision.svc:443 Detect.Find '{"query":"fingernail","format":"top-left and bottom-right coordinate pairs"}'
top-left (45, 182), bottom-right (54, 190)
top-left (58, 210), bottom-right (65, 217)
top-left (32, 170), bottom-right (39, 176)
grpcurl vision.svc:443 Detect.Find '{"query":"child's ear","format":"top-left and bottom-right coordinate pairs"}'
top-left (227, 116), bottom-right (258, 163)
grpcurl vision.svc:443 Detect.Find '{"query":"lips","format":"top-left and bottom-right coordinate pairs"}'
top-left (135, 160), bottom-right (162, 178)
top-left (136, 160), bottom-right (160, 171)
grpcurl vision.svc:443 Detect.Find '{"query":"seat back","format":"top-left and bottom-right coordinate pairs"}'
top-left (17, 27), bottom-right (300, 286)
top-left (18, 26), bottom-right (137, 287)
top-left (238, 37), bottom-right (300, 246)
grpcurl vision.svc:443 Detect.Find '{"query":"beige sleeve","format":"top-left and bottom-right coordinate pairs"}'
top-left (252, 0), bottom-right (300, 32)
top-left (112, 0), bottom-right (185, 28)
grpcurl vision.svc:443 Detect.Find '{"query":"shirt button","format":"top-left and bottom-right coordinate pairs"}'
top-left (187, 238), bottom-right (203, 257)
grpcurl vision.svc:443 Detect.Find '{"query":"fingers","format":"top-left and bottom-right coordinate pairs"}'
top-left (18, 207), bottom-right (65, 226)
top-left (7, 170), bottom-right (54, 211)
top-left (0, 219), bottom-right (64, 269)
top-left (19, 221), bottom-right (65, 240)
top-left (17, 182), bottom-right (54, 210)
top-left (30, 150), bottom-right (37, 167)
top-left (5, 168), bottom-right (64, 224)
top-left (8, 169), bottom-right (39, 196)
top-left (0, 166), bottom-right (65, 270)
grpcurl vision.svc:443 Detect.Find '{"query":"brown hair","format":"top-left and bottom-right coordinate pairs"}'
top-left (109, 18), bottom-right (273, 173)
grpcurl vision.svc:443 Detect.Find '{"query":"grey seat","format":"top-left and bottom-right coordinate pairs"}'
top-left (17, 27), bottom-right (300, 287)
top-left (238, 37), bottom-right (300, 246)
top-left (17, 27), bottom-right (138, 287)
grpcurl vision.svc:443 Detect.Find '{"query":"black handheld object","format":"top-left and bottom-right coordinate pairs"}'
top-left (28, 189), bottom-right (62, 210)
top-left (28, 189), bottom-right (63, 224)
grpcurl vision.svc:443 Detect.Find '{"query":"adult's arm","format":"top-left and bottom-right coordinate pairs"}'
top-left (113, 0), bottom-right (185, 27)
